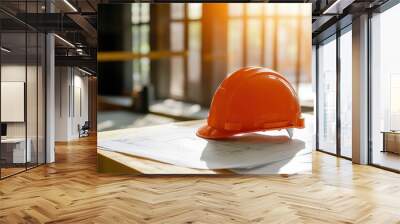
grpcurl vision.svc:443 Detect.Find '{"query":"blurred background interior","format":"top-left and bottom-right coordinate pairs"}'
top-left (0, 0), bottom-right (97, 178)
top-left (1, 0), bottom-right (399, 177)
top-left (98, 3), bottom-right (313, 132)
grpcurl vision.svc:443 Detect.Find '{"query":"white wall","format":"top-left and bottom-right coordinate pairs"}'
top-left (55, 67), bottom-right (89, 141)
top-left (55, 66), bottom-right (69, 141)
top-left (1, 64), bottom-right (46, 164)
top-left (1, 65), bottom-right (38, 138)
top-left (1, 66), bottom-right (26, 138)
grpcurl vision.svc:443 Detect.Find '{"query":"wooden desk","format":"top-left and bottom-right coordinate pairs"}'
top-left (382, 131), bottom-right (400, 154)
top-left (1, 138), bottom-right (31, 164)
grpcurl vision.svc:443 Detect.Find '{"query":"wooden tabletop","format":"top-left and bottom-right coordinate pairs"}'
top-left (97, 120), bottom-right (233, 174)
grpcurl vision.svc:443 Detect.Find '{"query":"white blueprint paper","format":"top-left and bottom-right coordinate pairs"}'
top-left (98, 118), bottom-right (313, 170)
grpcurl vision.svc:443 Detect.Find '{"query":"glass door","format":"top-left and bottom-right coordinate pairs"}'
top-left (339, 27), bottom-right (352, 158)
top-left (316, 24), bottom-right (353, 160)
top-left (317, 35), bottom-right (337, 155)
top-left (0, 1), bottom-right (47, 179)
top-left (1, 30), bottom-right (28, 178)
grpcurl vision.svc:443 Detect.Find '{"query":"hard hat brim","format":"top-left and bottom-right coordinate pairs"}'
top-left (196, 124), bottom-right (236, 139)
top-left (196, 118), bottom-right (305, 140)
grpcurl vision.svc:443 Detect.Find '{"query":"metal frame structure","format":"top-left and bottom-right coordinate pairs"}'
top-left (314, 0), bottom-right (400, 172)
top-left (0, 0), bottom-right (47, 180)
top-left (315, 21), bottom-right (361, 161)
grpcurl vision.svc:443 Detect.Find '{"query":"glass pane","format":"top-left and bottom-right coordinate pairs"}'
top-left (277, 19), bottom-right (297, 85)
top-left (170, 56), bottom-right (184, 98)
top-left (38, 33), bottom-right (45, 165)
top-left (371, 4), bottom-right (400, 171)
top-left (318, 37), bottom-right (337, 154)
top-left (141, 58), bottom-right (150, 85)
top-left (188, 3), bottom-right (202, 20)
top-left (140, 25), bottom-right (149, 53)
top-left (27, 31), bottom-right (38, 168)
top-left (298, 10), bottom-right (313, 104)
top-left (264, 4), bottom-right (276, 15)
top-left (171, 3), bottom-right (184, 20)
top-left (247, 3), bottom-right (262, 16)
top-left (170, 22), bottom-right (184, 51)
top-left (187, 21), bottom-right (201, 102)
top-left (132, 26), bottom-right (140, 53)
top-left (228, 19), bottom-right (243, 74)
top-left (131, 4), bottom-right (140, 24)
top-left (140, 3), bottom-right (150, 23)
top-left (340, 29), bottom-right (352, 158)
top-left (246, 19), bottom-right (262, 66)
top-left (169, 20), bottom-right (184, 99)
top-left (133, 60), bottom-right (141, 90)
top-left (264, 19), bottom-right (275, 68)
top-left (1, 31), bottom-right (28, 177)
top-left (228, 3), bottom-right (243, 17)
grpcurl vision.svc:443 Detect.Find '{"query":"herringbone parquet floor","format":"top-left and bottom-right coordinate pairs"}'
top-left (1, 135), bottom-right (400, 224)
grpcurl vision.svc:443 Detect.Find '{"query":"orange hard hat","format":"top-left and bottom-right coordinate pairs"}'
top-left (197, 66), bottom-right (304, 139)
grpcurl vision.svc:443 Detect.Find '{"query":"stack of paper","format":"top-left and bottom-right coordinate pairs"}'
top-left (98, 116), bottom-right (314, 174)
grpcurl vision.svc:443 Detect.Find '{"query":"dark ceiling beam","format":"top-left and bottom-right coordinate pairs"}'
top-left (48, 0), bottom-right (97, 46)
top-left (55, 55), bottom-right (97, 72)
top-left (12, 13), bottom-right (83, 32)
top-left (312, 15), bottom-right (335, 33)
top-left (0, 8), bottom-right (37, 31)
top-left (86, 0), bottom-right (97, 11)
top-left (52, 0), bottom-right (78, 13)
top-left (6, 12), bottom-right (97, 48)
top-left (67, 13), bottom-right (97, 46)
top-left (312, 14), bottom-right (352, 44)
top-left (325, 0), bottom-right (356, 14)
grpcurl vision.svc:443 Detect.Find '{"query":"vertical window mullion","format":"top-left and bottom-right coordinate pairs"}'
top-left (367, 11), bottom-right (373, 165)
top-left (316, 44), bottom-right (320, 150)
top-left (36, 0), bottom-right (39, 168)
top-left (25, 1), bottom-right (28, 171)
top-left (0, 21), bottom-right (2, 179)
top-left (336, 29), bottom-right (341, 157)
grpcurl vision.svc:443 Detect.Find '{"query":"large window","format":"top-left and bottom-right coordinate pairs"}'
top-left (371, 3), bottom-right (400, 171)
top-left (317, 36), bottom-right (337, 155)
top-left (316, 24), bottom-right (353, 159)
top-left (131, 3), bottom-right (202, 103)
top-left (132, 3), bottom-right (150, 91)
top-left (133, 3), bottom-right (310, 107)
top-left (169, 3), bottom-right (202, 102)
top-left (227, 3), bottom-right (312, 104)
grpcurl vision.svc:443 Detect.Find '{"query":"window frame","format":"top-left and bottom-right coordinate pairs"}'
top-left (169, 3), bottom-right (202, 101)
top-left (315, 23), bottom-right (353, 161)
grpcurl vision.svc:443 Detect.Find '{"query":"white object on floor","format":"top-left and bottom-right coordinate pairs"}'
top-left (98, 115), bottom-right (313, 171)
top-left (1, 138), bottom-right (32, 163)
